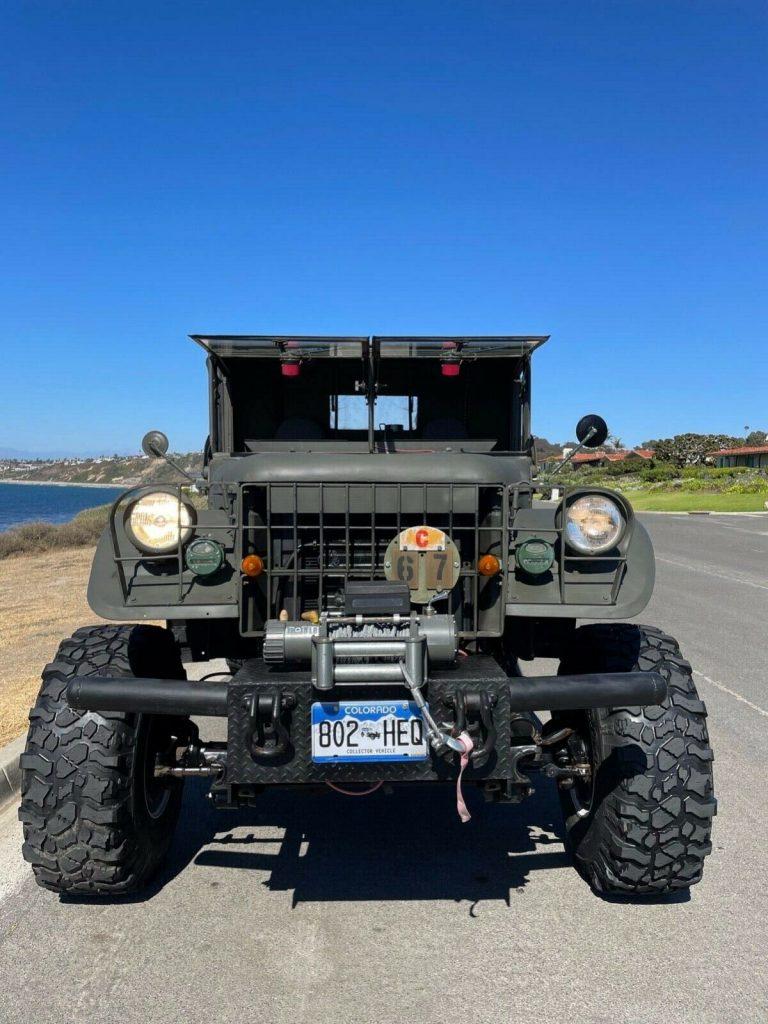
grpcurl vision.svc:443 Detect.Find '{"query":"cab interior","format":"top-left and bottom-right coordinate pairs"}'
top-left (218, 355), bottom-right (527, 453)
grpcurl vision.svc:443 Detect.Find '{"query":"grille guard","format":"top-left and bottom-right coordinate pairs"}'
top-left (239, 480), bottom-right (508, 639)
top-left (102, 480), bottom-right (635, 624)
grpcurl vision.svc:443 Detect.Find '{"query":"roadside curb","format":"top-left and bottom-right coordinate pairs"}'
top-left (638, 510), bottom-right (768, 517)
top-left (0, 734), bottom-right (25, 812)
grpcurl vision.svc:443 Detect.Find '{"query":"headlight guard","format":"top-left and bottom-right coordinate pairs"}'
top-left (124, 488), bottom-right (196, 555)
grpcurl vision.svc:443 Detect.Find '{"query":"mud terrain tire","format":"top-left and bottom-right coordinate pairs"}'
top-left (556, 623), bottom-right (716, 897)
top-left (19, 624), bottom-right (187, 896)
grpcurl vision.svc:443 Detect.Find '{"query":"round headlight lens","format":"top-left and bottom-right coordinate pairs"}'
top-left (125, 491), bottom-right (195, 554)
top-left (565, 495), bottom-right (624, 554)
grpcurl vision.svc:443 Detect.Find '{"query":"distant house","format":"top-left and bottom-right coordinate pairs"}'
top-left (546, 448), bottom-right (654, 471)
top-left (710, 445), bottom-right (768, 469)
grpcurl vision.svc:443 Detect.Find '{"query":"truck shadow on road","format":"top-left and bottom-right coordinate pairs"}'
top-left (152, 780), bottom-right (573, 908)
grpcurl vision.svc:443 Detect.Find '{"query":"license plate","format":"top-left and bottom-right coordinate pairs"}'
top-left (311, 700), bottom-right (428, 763)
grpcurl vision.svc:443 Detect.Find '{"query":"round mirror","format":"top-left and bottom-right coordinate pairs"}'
top-left (575, 414), bottom-right (609, 449)
top-left (141, 430), bottom-right (170, 459)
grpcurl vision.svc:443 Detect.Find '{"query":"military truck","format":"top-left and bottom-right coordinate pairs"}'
top-left (19, 335), bottom-right (716, 897)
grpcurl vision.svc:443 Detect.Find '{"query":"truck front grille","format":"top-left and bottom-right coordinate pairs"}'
top-left (240, 482), bottom-right (506, 638)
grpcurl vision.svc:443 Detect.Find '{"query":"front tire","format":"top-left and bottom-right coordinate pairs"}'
top-left (556, 624), bottom-right (716, 897)
top-left (19, 624), bottom-right (188, 896)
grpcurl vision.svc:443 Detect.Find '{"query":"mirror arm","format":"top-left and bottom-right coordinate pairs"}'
top-left (150, 448), bottom-right (199, 486)
top-left (549, 426), bottom-right (597, 477)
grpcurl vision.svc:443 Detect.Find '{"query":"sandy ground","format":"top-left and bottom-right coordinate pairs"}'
top-left (0, 546), bottom-right (107, 746)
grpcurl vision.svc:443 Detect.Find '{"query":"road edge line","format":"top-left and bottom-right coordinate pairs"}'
top-left (693, 670), bottom-right (768, 718)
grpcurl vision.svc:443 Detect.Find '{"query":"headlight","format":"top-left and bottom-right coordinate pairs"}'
top-left (125, 491), bottom-right (195, 554)
top-left (565, 494), bottom-right (624, 554)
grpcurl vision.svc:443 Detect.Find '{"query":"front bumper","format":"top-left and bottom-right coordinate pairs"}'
top-left (66, 664), bottom-right (666, 719)
top-left (66, 658), bottom-right (666, 790)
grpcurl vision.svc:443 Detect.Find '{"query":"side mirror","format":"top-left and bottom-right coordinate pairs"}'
top-left (575, 414), bottom-right (609, 449)
top-left (141, 430), bottom-right (170, 459)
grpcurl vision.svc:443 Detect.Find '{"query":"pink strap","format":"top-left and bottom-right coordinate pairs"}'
top-left (455, 731), bottom-right (474, 822)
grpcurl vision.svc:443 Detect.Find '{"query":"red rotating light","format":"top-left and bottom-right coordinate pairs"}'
top-left (415, 528), bottom-right (430, 548)
top-left (281, 360), bottom-right (301, 377)
top-left (441, 361), bottom-right (460, 377)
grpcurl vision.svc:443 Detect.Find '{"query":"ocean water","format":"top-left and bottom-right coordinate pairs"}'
top-left (0, 482), bottom-right (126, 532)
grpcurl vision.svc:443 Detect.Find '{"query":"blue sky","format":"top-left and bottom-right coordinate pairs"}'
top-left (1, 1), bottom-right (766, 455)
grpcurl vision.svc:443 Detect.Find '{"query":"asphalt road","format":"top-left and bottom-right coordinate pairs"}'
top-left (1, 513), bottom-right (766, 1024)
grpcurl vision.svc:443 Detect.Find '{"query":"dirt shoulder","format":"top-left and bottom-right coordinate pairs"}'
top-left (0, 546), bottom-right (109, 746)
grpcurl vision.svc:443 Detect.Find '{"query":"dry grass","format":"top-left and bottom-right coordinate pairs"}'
top-left (0, 504), bottom-right (110, 559)
top-left (0, 546), bottom-right (109, 745)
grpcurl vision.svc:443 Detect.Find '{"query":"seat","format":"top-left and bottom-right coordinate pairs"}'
top-left (422, 417), bottom-right (469, 440)
top-left (274, 417), bottom-right (325, 440)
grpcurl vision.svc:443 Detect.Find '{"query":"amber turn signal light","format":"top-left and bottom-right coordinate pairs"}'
top-left (477, 554), bottom-right (501, 577)
top-left (241, 554), bottom-right (264, 577)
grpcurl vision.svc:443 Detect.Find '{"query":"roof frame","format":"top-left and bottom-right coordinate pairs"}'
top-left (190, 334), bottom-right (549, 359)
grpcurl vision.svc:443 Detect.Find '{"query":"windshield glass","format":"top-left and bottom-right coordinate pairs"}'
top-left (334, 395), bottom-right (417, 432)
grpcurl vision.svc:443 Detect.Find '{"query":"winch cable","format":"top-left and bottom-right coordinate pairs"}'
top-left (399, 662), bottom-right (464, 753)
top-left (399, 662), bottom-right (476, 822)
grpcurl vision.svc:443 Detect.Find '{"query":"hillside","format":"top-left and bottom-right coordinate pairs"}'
top-left (534, 436), bottom-right (573, 460)
top-left (0, 452), bottom-right (203, 486)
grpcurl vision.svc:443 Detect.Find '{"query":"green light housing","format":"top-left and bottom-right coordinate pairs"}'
top-left (515, 537), bottom-right (555, 576)
top-left (185, 538), bottom-right (224, 577)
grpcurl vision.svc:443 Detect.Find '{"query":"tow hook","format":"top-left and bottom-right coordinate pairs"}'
top-left (445, 691), bottom-right (498, 767)
top-left (246, 688), bottom-right (296, 759)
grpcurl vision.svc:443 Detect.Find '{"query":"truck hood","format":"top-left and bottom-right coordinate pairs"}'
top-left (207, 452), bottom-right (531, 486)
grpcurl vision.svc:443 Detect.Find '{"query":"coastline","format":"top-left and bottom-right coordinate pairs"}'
top-left (0, 479), bottom-right (133, 489)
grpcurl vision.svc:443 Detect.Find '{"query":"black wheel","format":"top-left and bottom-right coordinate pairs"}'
top-left (19, 624), bottom-right (189, 896)
top-left (555, 623), bottom-right (716, 897)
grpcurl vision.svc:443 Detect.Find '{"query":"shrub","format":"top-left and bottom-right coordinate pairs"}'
top-left (600, 460), bottom-right (643, 477)
top-left (0, 504), bottom-right (110, 559)
top-left (682, 465), bottom-right (750, 479)
top-left (726, 477), bottom-right (768, 494)
top-left (639, 465), bottom-right (678, 483)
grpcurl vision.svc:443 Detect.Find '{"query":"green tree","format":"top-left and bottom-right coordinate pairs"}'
top-left (651, 433), bottom-right (743, 467)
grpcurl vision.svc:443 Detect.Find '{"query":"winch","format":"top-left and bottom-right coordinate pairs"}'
top-left (263, 612), bottom-right (457, 677)
top-left (262, 577), bottom-right (458, 692)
